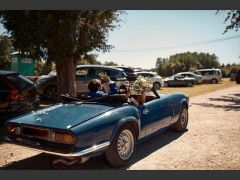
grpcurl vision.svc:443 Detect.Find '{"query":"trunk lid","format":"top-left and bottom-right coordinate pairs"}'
top-left (8, 103), bottom-right (115, 130)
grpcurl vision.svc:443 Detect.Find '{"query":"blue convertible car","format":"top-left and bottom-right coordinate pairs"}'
top-left (4, 90), bottom-right (189, 167)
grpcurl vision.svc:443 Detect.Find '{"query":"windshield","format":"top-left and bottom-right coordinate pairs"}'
top-left (169, 75), bottom-right (176, 79)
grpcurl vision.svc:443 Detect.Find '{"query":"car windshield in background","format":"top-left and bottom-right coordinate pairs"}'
top-left (169, 75), bottom-right (176, 79)
top-left (116, 67), bottom-right (134, 73)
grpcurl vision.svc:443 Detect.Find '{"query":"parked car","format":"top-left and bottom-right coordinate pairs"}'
top-left (177, 72), bottom-right (203, 84)
top-left (0, 70), bottom-right (39, 115)
top-left (194, 68), bottom-right (222, 83)
top-left (164, 74), bottom-right (196, 87)
top-left (136, 72), bottom-right (164, 90)
top-left (236, 68), bottom-right (240, 84)
top-left (114, 66), bottom-right (137, 81)
top-left (36, 65), bottom-right (128, 100)
top-left (4, 88), bottom-right (189, 167)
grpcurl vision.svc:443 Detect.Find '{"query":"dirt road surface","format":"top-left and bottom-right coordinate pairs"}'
top-left (0, 85), bottom-right (239, 170)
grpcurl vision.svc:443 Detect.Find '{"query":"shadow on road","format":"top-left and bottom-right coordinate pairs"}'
top-left (192, 94), bottom-right (240, 111)
top-left (1, 129), bottom-right (185, 170)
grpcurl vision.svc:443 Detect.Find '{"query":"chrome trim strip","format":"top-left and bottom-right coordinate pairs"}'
top-left (4, 137), bottom-right (110, 157)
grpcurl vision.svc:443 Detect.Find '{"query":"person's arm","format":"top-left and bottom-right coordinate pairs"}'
top-left (108, 81), bottom-right (118, 94)
top-left (99, 72), bottom-right (118, 94)
top-left (89, 91), bottom-right (107, 98)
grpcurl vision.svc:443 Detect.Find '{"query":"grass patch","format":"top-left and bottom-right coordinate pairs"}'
top-left (158, 78), bottom-right (237, 97)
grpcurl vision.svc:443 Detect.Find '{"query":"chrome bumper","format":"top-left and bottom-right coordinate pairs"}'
top-left (4, 137), bottom-right (110, 157)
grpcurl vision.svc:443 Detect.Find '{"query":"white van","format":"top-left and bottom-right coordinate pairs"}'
top-left (194, 68), bottom-right (222, 83)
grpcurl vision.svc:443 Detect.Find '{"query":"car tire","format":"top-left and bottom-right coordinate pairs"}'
top-left (44, 85), bottom-right (58, 101)
top-left (105, 124), bottom-right (137, 167)
top-left (153, 82), bottom-right (161, 90)
top-left (211, 79), bottom-right (218, 84)
top-left (186, 82), bottom-right (193, 87)
top-left (173, 105), bottom-right (188, 132)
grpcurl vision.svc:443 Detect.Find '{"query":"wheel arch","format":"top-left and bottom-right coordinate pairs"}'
top-left (180, 98), bottom-right (189, 109)
top-left (109, 117), bottom-right (140, 143)
top-left (211, 78), bottom-right (218, 83)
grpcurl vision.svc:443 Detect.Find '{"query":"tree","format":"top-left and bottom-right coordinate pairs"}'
top-left (103, 61), bottom-right (118, 66)
top-left (0, 11), bottom-right (123, 96)
top-left (217, 10), bottom-right (240, 33)
top-left (77, 54), bottom-right (102, 65)
top-left (156, 52), bottom-right (220, 76)
top-left (0, 35), bottom-right (12, 70)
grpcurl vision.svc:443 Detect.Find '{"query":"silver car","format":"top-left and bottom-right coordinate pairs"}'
top-left (136, 71), bottom-right (164, 90)
top-left (194, 69), bottom-right (222, 83)
top-left (36, 65), bottom-right (128, 100)
top-left (177, 72), bottom-right (203, 84)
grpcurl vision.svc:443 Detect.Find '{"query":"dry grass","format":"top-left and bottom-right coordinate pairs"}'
top-left (158, 78), bottom-right (237, 97)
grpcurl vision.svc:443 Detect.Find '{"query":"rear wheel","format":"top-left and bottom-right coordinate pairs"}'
top-left (153, 82), bottom-right (161, 90)
top-left (211, 78), bottom-right (218, 84)
top-left (44, 85), bottom-right (58, 101)
top-left (105, 124), bottom-right (137, 167)
top-left (173, 105), bottom-right (188, 132)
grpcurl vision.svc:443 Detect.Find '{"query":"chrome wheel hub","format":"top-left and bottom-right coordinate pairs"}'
top-left (180, 109), bottom-right (188, 127)
top-left (117, 129), bottom-right (134, 160)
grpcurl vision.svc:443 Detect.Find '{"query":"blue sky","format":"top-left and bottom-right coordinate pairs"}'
top-left (1, 10), bottom-right (240, 69)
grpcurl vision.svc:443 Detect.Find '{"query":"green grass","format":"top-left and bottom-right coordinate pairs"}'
top-left (158, 78), bottom-right (237, 97)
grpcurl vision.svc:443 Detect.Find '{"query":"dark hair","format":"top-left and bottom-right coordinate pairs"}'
top-left (88, 79), bottom-right (101, 92)
top-left (119, 83), bottom-right (130, 94)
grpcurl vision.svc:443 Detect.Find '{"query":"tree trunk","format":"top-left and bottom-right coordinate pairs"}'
top-left (55, 58), bottom-right (77, 97)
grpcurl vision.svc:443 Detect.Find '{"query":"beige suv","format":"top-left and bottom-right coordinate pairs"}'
top-left (194, 69), bottom-right (222, 83)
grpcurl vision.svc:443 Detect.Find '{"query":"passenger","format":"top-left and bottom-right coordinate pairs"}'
top-left (119, 83), bottom-right (139, 106)
top-left (88, 73), bottom-right (118, 98)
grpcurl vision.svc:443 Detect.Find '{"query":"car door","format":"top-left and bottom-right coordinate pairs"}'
top-left (174, 76), bottom-right (185, 86)
top-left (202, 71), bottom-right (212, 81)
top-left (139, 97), bottom-right (172, 136)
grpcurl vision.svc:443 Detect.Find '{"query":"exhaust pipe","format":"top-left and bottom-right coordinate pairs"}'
top-left (52, 157), bottom-right (90, 166)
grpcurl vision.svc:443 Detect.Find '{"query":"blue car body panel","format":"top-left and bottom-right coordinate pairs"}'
top-left (5, 92), bottom-right (189, 158)
top-left (8, 103), bottom-right (116, 130)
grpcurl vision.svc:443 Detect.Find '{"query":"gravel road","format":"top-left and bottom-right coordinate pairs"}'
top-left (0, 85), bottom-right (239, 170)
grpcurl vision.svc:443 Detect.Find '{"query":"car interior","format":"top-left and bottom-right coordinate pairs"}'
top-left (60, 91), bottom-right (159, 106)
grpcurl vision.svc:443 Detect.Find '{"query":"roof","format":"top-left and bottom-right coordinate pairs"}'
top-left (136, 71), bottom-right (157, 74)
top-left (196, 68), bottom-right (221, 71)
top-left (76, 65), bottom-right (124, 71)
top-left (0, 70), bottom-right (19, 76)
top-left (177, 72), bottom-right (194, 74)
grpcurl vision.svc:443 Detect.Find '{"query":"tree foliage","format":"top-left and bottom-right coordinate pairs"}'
top-left (103, 61), bottom-right (118, 66)
top-left (0, 35), bottom-right (12, 70)
top-left (156, 52), bottom-right (220, 77)
top-left (217, 10), bottom-right (240, 33)
top-left (0, 10), bottom-right (123, 96)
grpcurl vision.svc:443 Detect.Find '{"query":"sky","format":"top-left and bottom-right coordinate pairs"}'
top-left (1, 10), bottom-right (240, 69)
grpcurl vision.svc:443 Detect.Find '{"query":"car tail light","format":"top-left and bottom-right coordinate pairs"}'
top-left (7, 90), bottom-right (20, 100)
top-left (52, 131), bottom-right (75, 145)
top-left (6, 124), bottom-right (20, 135)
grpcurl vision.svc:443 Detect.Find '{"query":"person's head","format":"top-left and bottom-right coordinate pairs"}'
top-left (88, 79), bottom-right (102, 93)
top-left (119, 83), bottom-right (131, 97)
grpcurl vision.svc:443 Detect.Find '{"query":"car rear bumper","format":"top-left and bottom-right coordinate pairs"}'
top-left (4, 136), bottom-right (110, 157)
